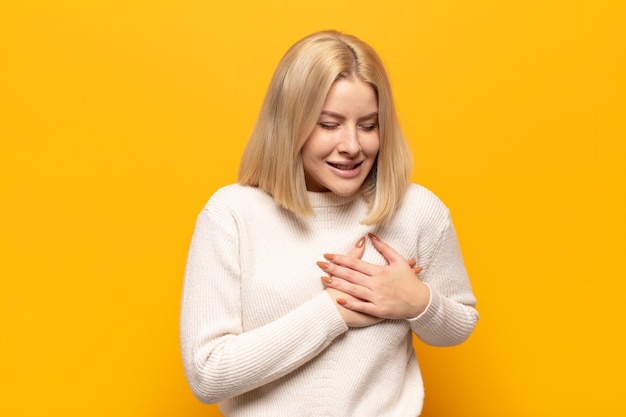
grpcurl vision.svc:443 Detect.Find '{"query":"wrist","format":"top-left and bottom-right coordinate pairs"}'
top-left (406, 281), bottom-right (431, 318)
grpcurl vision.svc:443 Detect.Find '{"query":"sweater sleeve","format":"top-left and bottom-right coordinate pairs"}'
top-left (408, 216), bottom-right (478, 346)
top-left (179, 198), bottom-right (348, 404)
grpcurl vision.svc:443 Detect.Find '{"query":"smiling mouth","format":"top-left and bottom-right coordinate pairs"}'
top-left (327, 162), bottom-right (362, 170)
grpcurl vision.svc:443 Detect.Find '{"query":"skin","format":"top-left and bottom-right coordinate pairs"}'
top-left (324, 237), bottom-right (425, 327)
top-left (301, 76), bottom-right (380, 197)
top-left (301, 75), bottom-right (430, 327)
top-left (319, 234), bottom-right (430, 326)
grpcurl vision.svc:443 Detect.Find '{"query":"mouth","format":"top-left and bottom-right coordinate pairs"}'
top-left (326, 161), bottom-right (365, 179)
top-left (327, 161), bottom-right (363, 170)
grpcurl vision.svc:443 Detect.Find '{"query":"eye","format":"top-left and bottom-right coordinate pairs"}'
top-left (319, 123), bottom-right (339, 130)
top-left (360, 123), bottom-right (378, 131)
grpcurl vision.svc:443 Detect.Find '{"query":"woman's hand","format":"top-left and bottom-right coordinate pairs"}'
top-left (323, 237), bottom-right (384, 328)
top-left (319, 233), bottom-right (430, 320)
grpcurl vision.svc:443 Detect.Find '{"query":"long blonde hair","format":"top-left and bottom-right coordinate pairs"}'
top-left (238, 30), bottom-right (412, 225)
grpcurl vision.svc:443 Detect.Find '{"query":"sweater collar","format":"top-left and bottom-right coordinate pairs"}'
top-left (306, 191), bottom-right (360, 208)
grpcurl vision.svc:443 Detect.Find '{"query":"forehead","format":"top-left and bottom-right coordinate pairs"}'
top-left (322, 78), bottom-right (378, 114)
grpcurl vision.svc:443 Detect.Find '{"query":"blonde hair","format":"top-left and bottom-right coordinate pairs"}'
top-left (238, 30), bottom-right (412, 225)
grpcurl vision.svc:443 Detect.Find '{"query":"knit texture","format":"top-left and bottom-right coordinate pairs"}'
top-left (180, 184), bottom-right (478, 417)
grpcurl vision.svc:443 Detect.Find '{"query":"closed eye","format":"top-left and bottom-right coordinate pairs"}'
top-left (360, 123), bottom-right (378, 131)
top-left (319, 123), bottom-right (339, 130)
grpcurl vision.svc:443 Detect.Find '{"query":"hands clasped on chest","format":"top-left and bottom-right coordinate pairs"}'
top-left (318, 233), bottom-right (431, 328)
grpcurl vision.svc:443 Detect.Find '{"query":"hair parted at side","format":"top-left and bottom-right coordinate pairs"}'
top-left (238, 30), bottom-right (412, 225)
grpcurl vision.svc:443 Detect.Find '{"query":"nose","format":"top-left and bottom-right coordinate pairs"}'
top-left (337, 127), bottom-right (361, 156)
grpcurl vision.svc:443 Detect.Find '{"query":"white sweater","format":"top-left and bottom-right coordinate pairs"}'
top-left (180, 184), bottom-right (478, 417)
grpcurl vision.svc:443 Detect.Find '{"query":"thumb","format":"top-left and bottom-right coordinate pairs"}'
top-left (346, 236), bottom-right (366, 259)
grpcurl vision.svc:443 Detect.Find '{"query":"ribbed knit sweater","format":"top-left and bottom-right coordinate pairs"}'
top-left (180, 183), bottom-right (478, 417)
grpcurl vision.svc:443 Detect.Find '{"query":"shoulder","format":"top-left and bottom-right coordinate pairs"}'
top-left (401, 184), bottom-right (450, 216)
top-left (387, 183), bottom-right (451, 231)
top-left (202, 184), bottom-right (274, 217)
top-left (208, 184), bottom-right (269, 204)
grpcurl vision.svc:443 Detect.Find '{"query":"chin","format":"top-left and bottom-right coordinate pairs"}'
top-left (329, 184), bottom-right (363, 197)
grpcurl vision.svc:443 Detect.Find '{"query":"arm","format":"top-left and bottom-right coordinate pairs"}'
top-left (407, 218), bottom-right (478, 346)
top-left (180, 202), bottom-right (348, 404)
top-left (318, 221), bottom-right (478, 346)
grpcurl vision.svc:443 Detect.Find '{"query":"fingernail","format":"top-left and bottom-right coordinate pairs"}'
top-left (413, 266), bottom-right (423, 274)
top-left (317, 261), bottom-right (329, 270)
top-left (355, 236), bottom-right (366, 248)
top-left (368, 232), bottom-right (380, 241)
top-left (336, 298), bottom-right (347, 305)
top-left (323, 254), bottom-right (335, 260)
top-left (321, 276), bottom-right (332, 284)
top-left (408, 259), bottom-right (417, 267)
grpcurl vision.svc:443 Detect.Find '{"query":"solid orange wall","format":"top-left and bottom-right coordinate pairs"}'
top-left (1, 1), bottom-right (624, 416)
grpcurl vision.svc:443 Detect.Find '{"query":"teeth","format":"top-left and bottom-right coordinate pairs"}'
top-left (330, 163), bottom-right (359, 170)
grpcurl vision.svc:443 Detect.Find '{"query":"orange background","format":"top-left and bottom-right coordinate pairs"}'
top-left (1, 1), bottom-right (625, 416)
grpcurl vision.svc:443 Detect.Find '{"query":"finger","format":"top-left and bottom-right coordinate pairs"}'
top-left (367, 233), bottom-right (406, 264)
top-left (346, 236), bottom-right (366, 259)
top-left (321, 275), bottom-right (372, 301)
top-left (336, 296), bottom-right (380, 318)
top-left (318, 261), bottom-right (371, 284)
top-left (321, 254), bottom-right (378, 276)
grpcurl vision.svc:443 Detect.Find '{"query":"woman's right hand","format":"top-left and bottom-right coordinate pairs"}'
top-left (326, 287), bottom-right (384, 327)
top-left (324, 236), bottom-right (384, 328)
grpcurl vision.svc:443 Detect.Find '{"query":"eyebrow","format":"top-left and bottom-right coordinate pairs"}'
top-left (320, 111), bottom-right (378, 121)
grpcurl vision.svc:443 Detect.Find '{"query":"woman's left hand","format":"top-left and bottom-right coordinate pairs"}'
top-left (318, 233), bottom-right (430, 320)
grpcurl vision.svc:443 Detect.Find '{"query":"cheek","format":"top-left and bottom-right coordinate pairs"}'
top-left (363, 135), bottom-right (380, 155)
top-left (300, 144), bottom-right (321, 177)
top-left (301, 133), bottom-right (331, 161)
top-left (300, 144), bottom-right (316, 167)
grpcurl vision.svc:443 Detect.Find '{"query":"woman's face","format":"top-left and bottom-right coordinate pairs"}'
top-left (301, 77), bottom-right (380, 196)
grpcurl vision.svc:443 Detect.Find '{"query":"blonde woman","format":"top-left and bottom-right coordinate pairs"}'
top-left (180, 30), bottom-right (478, 416)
